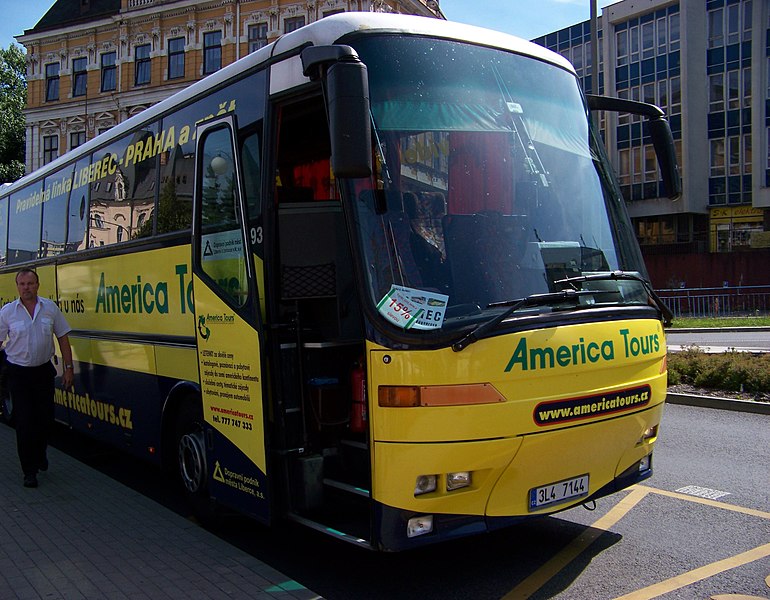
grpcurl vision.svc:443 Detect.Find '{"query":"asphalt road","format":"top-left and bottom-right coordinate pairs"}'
top-left (666, 328), bottom-right (770, 352)
top-left (48, 401), bottom-right (770, 600)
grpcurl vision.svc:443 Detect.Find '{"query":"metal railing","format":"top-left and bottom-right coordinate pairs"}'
top-left (657, 285), bottom-right (770, 318)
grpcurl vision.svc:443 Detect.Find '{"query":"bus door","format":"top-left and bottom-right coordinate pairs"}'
top-left (191, 116), bottom-right (270, 523)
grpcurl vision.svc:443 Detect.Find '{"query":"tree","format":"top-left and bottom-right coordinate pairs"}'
top-left (0, 44), bottom-right (26, 184)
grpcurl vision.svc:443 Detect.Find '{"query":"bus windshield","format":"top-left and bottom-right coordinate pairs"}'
top-left (342, 35), bottom-right (649, 333)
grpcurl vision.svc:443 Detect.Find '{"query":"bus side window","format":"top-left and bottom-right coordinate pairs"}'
top-left (241, 129), bottom-right (263, 253)
top-left (67, 155), bottom-right (91, 252)
top-left (199, 126), bottom-right (248, 308)
top-left (89, 123), bottom-right (159, 246)
top-left (8, 182), bottom-right (43, 264)
top-left (40, 165), bottom-right (74, 257)
top-left (0, 196), bottom-right (7, 265)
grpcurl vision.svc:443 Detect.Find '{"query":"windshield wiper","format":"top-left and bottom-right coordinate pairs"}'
top-left (554, 270), bottom-right (673, 326)
top-left (452, 289), bottom-right (591, 352)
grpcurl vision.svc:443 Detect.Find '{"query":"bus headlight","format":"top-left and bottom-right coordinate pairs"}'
top-left (446, 471), bottom-right (472, 491)
top-left (415, 474), bottom-right (437, 496)
top-left (639, 454), bottom-right (651, 472)
top-left (639, 425), bottom-right (658, 444)
top-left (407, 515), bottom-right (434, 538)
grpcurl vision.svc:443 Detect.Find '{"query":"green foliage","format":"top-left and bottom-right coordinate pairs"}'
top-left (669, 316), bottom-right (770, 328)
top-left (668, 347), bottom-right (770, 394)
top-left (0, 44), bottom-right (26, 184)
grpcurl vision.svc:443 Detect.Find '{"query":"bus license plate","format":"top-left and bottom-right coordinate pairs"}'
top-left (529, 475), bottom-right (589, 510)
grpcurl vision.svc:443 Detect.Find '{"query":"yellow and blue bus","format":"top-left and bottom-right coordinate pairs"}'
top-left (0, 13), bottom-right (679, 551)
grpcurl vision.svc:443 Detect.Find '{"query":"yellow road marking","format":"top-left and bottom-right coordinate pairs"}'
top-left (613, 543), bottom-right (770, 600)
top-left (501, 483), bottom-right (769, 600)
top-left (636, 485), bottom-right (770, 520)
top-left (501, 487), bottom-right (650, 599)
top-left (709, 595), bottom-right (768, 600)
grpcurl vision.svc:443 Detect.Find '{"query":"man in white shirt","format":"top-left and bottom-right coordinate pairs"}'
top-left (0, 269), bottom-right (74, 488)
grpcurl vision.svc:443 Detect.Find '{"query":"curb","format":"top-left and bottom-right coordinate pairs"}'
top-left (665, 327), bottom-right (770, 333)
top-left (666, 392), bottom-right (770, 415)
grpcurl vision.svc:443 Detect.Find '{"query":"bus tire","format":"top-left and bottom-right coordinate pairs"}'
top-left (174, 400), bottom-right (209, 502)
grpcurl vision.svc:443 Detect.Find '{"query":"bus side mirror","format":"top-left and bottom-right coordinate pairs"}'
top-left (587, 94), bottom-right (681, 200)
top-left (326, 60), bottom-right (373, 178)
top-left (647, 117), bottom-right (682, 201)
top-left (302, 45), bottom-right (373, 179)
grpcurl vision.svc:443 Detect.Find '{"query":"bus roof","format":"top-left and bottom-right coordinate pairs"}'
top-left (4, 12), bottom-right (574, 197)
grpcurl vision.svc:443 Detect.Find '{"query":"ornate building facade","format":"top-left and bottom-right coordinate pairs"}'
top-left (17, 0), bottom-right (443, 174)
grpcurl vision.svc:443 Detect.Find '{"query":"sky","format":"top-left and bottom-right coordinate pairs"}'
top-left (1, 0), bottom-right (619, 51)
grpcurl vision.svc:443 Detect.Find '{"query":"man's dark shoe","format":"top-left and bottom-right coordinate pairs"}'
top-left (23, 475), bottom-right (38, 488)
top-left (39, 457), bottom-right (48, 472)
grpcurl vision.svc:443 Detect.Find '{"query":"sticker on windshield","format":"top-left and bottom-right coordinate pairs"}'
top-left (377, 285), bottom-right (449, 330)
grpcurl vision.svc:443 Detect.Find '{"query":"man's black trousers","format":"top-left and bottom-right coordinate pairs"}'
top-left (7, 362), bottom-right (56, 477)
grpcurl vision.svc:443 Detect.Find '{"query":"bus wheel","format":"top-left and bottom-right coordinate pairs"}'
top-left (175, 402), bottom-right (207, 497)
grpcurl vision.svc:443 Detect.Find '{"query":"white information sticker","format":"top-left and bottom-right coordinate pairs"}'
top-left (376, 285), bottom-right (449, 330)
top-left (201, 229), bottom-right (243, 261)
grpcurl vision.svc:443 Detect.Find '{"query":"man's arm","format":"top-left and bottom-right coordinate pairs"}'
top-left (57, 333), bottom-right (74, 390)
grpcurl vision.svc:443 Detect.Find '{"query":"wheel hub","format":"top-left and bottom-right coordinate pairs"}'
top-left (178, 429), bottom-right (206, 493)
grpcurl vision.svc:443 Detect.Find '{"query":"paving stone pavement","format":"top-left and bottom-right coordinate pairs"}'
top-left (0, 423), bottom-right (322, 600)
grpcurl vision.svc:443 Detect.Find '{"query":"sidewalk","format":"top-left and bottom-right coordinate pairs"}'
top-left (0, 424), bottom-right (322, 600)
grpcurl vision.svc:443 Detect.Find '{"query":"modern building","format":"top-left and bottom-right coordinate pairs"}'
top-left (533, 0), bottom-right (770, 257)
top-left (15, 0), bottom-right (443, 175)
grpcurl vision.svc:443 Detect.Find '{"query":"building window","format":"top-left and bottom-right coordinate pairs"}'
top-left (670, 76), bottom-right (681, 115)
top-left (284, 16), bottom-right (305, 33)
top-left (708, 8), bottom-right (724, 48)
top-left (743, 135), bottom-right (751, 174)
top-left (742, 67), bottom-right (751, 108)
top-left (203, 31), bottom-right (222, 74)
top-left (656, 16), bottom-right (667, 52)
top-left (70, 131), bottom-right (86, 150)
top-left (669, 12), bottom-right (680, 51)
top-left (727, 136), bottom-right (740, 176)
top-left (168, 37), bottom-right (185, 79)
top-left (709, 74), bottom-right (724, 111)
top-left (657, 80), bottom-right (668, 111)
top-left (644, 145), bottom-right (657, 181)
top-left (72, 57), bottom-right (87, 97)
top-left (135, 44), bottom-right (151, 86)
top-left (248, 23), bottom-right (268, 53)
top-left (322, 9), bottom-right (344, 18)
top-left (710, 139), bottom-right (725, 177)
top-left (617, 88), bottom-right (630, 124)
top-left (43, 135), bottom-right (58, 165)
top-left (726, 3), bottom-right (740, 45)
top-left (101, 52), bottom-right (116, 92)
top-left (45, 63), bottom-right (60, 101)
top-left (641, 21), bottom-right (654, 59)
top-left (571, 45), bottom-right (583, 72)
top-left (742, 0), bottom-right (752, 41)
top-left (642, 82), bottom-right (655, 106)
top-left (726, 70), bottom-right (739, 110)
top-left (615, 29), bottom-right (628, 65)
top-left (629, 25), bottom-right (639, 62)
top-left (618, 148), bottom-right (630, 185)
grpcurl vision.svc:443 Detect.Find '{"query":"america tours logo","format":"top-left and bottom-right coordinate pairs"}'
top-left (198, 315), bottom-right (211, 340)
